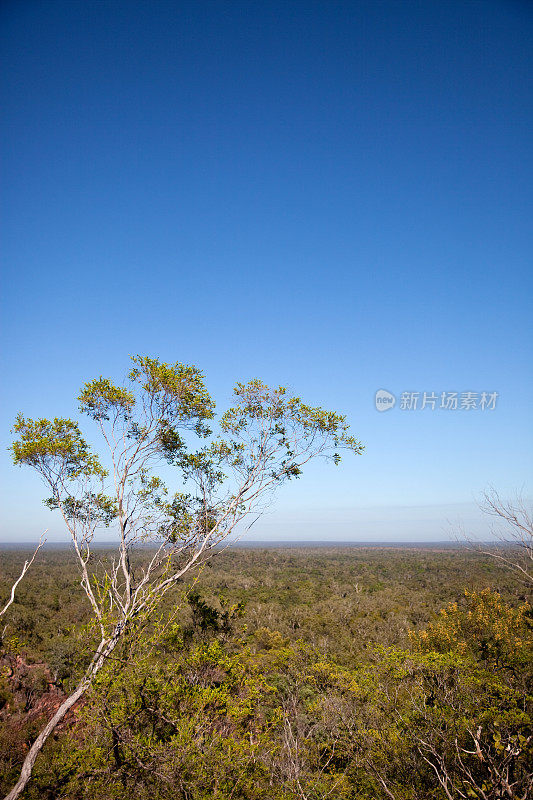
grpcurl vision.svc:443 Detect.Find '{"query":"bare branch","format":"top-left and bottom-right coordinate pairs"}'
top-left (461, 488), bottom-right (533, 587)
top-left (0, 532), bottom-right (46, 619)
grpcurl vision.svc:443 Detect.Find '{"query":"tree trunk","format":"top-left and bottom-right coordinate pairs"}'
top-left (4, 630), bottom-right (122, 800)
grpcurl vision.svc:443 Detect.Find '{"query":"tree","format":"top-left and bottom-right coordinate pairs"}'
top-left (466, 489), bottom-right (533, 588)
top-left (5, 355), bottom-right (363, 799)
top-left (479, 489), bottom-right (533, 586)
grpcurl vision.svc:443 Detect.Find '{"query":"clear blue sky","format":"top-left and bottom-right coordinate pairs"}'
top-left (1, 0), bottom-right (532, 542)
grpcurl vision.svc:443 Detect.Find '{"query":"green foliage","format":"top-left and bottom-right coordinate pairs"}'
top-left (187, 592), bottom-right (246, 638)
top-left (413, 588), bottom-right (533, 672)
top-left (404, 590), bottom-right (533, 799)
top-left (78, 377), bottom-right (136, 422)
top-left (2, 544), bottom-right (530, 799)
top-left (128, 355), bottom-right (215, 433)
top-left (42, 629), bottom-right (281, 799)
top-left (220, 379), bottom-right (364, 480)
top-left (45, 491), bottom-right (117, 525)
top-left (10, 415), bottom-right (106, 480)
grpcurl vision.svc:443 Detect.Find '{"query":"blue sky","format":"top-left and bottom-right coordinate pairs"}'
top-left (1, 0), bottom-right (532, 542)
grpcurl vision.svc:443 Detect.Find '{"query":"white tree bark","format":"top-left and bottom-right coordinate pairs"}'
top-left (3, 629), bottom-right (121, 800)
top-left (5, 363), bottom-right (361, 797)
top-left (1, 535), bottom-right (46, 620)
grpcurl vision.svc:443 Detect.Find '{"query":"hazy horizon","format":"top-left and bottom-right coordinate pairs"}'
top-left (0, 500), bottom-right (496, 544)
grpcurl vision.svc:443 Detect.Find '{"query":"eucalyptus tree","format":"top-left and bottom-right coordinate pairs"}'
top-left (6, 355), bottom-right (363, 799)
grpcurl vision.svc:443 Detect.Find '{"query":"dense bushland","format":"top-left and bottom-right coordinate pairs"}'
top-left (1, 546), bottom-right (531, 799)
